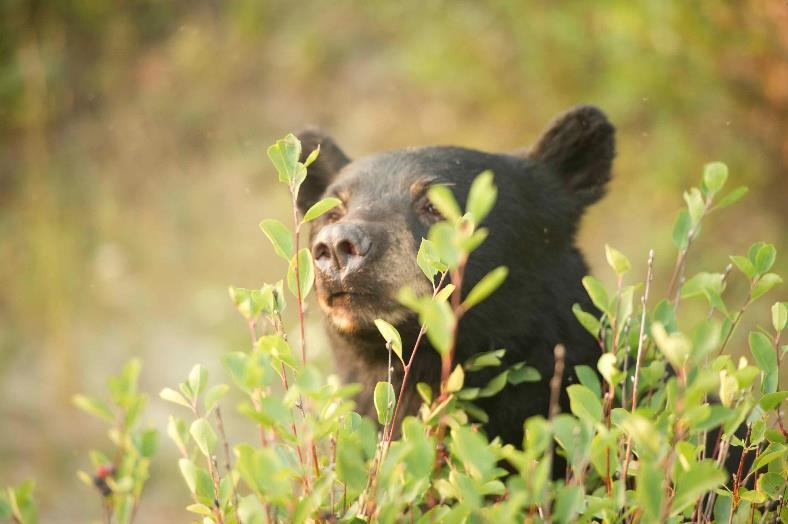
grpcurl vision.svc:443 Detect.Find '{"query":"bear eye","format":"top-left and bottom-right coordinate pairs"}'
top-left (324, 205), bottom-right (345, 223)
top-left (421, 201), bottom-right (443, 221)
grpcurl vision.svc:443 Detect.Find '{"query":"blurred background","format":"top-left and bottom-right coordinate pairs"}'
top-left (1, 0), bottom-right (786, 520)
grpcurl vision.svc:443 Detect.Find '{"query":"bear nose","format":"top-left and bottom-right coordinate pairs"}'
top-left (312, 223), bottom-right (371, 275)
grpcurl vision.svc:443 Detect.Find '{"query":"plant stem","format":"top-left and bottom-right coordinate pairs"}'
top-left (384, 272), bottom-right (448, 445)
top-left (440, 259), bottom-right (467, 397)
top-left (215, 407), bottom-right (239, 517)
top-left (291, 192), bottom-right (308, 365)
top-left (543, 344), bottom-right (566, 523)
top-left (621, 249), bottom-right (654, 482)
top-left (717, 280), bottom-right (755, 356)
top-left (668, 197), bottom-right (713, 305)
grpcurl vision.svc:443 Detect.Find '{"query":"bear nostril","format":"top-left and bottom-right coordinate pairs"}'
top-left (336, 239), bottom-right (360, 258)
top-left (313, 242), bottom-right (331, 261)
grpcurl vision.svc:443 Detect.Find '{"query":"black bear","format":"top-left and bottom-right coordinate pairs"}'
top-left (296, 105), bottom-right (614, 446)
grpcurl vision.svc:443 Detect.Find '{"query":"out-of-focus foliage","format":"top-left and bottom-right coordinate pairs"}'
top-left (0, 0), bottom-right (785, 520)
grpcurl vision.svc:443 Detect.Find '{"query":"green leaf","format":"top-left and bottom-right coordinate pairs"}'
top-left (203, 384), bottom-right (229, 413)
top-left (179, 458), bottom-right (198, 494)
top-left (267, 134), bottom-right (302, 184)
top-left (760, 391), bottom-right (788, 411)
top-left (672, 461), bottom-right (726, 516)
top-left (672, 209), bottom-right (692, 249)
top-left (681, 272), bottom-right (724, 299)
top-left (287, 248), bottom-right (315, 300)
top-left (652, 322), bottom-right (691, 369)
top-left (135, 428), bottom-right (158, 458)
top-left (464, 349), bottom-right (505, 371)
top-left (435, 284), bottom-right (455, 302)
top-left (772, 302), bottom-right (787, 332)
top-left (702, 162), bottom-right (728, 195)
top-left (336, 431), bottom-right (367, 494)
top-left (751, 273), bottom-right (782, 300)
top-left (574, 365), bottom-right (602, 398)
top-left (420, 299), bottom-right (455, 356)
top-left (754, 243), bottom-right (776, 274)
top-left (462, 266), bottom-right (508, 309)
top-left (582, 276), bottom-right (610, 316)
top-left (689, 320), bottom-right (722, 364)
top-left (605, 244), bottom-right (631, 274)
top-left (466, 170), bottom-right (497, 224)
top-left (374, 381), bottom-right (396, 425)
top-left (749, 331), bottom-right (777, 385)
top-left (460, 227), bottom-right (488, 253)
top-left (417, 382), bottom-right (432, 404)
top-left (72, 395), bottom-right (114, 423)
top-left (417, 238), bottom-right (447, 281)
top-left (446, 365), bottom-right (465, 393)
top-left (428, 221), bottom-right (461, 269)
top-left (683, 187), bottom-right (705, 226)
top-left (554, 484), bottom-right (584, 524)
top-left (759, 472), bottom-right (785, 499)
top-left (567, 384), bottom-right (603, 424)
top-left (597, 353), bottom-right (623, 386)
top-left (507, 364), bottom-right (541, 384)
top-left (478, 370), bottom-right (509, 397)
top-left (302, 143), bottom-right (320, 168)
top-left (6, 480), bottom-right (37, 524)
top-left (427, 185), bottom-right (461, 222)
top-left (186, 504), bottom-right (214, 517)
top-left (238, 398), bottom-right (290, 430)
top-left (302, 197), bottom-right (342, 223)
top-left (713, 186), bottom-right (748, 210)
top-left (654, 299), bottom-right (678, 333)
top-left (374, 319), bottom-right (404, 365)
top-left (188, 365), bottom-right (208, 398)
top-left (636, 460), bottom-right (664, 522)
top-left (189, 418), bottom-right (217, 458)
top-left (450, 426), bottom-right (496, 480)
top-left (256, 334), bottom-right (297, 370)
top-left (167, 415), bottom-right (190, 454)
top-left (259, 219), bottom-right (293, 261)
top-left (572, 303), bottom-right (601, 336)
top-left (730, 255), bottom-right (756, 279)
top-left (753, 443), bottom-right (786, 470)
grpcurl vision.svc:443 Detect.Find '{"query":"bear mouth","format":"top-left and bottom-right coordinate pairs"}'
top-left (327, 291), bottom-right (363, 307)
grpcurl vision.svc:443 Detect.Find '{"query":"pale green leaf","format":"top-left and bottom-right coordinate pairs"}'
top-left (259, 219), bottom-right (293, 261)
top-left (374, 381), bottom-right (396, 426)
top-left (72, 395), bottom-right (114, 423)
top-left (374, 319), bottom-right (404, 365)
top-left (427, 185), bottom-right (461, 222)
top-left (462, 266), bottom-right (508, 310)
top-left (190, 418), bottom-right (217, 458)
top-left (466, 170), bottom-right (497, 224)
top-left (605, 244), bottom-right (631, 274)
top-left (287, 248), bottom-right (315, 300)
top-left (702, 162), bottom-right (728, 195)
top-left (302, 197), bottom-right (342, 223)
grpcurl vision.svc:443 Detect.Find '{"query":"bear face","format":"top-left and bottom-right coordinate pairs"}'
top-left (296, 106), bottom-right (615, 445)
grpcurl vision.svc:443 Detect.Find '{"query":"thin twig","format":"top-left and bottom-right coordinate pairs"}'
top-left (543, 344), bottom-right (566, 523)
top-left (621, 249), bottom-right (655, 482)
top-left (215, 407), bottom-right (239, 517)
top-left (384, 271), bottom-right (448, 445)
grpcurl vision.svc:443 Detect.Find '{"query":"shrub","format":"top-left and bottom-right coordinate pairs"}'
top-left (4, 137), bottom-right (785, 524)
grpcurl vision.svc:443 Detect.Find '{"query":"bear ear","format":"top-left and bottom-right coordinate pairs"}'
top-left (296, 129), bottom-right (351, 214)
top-left (528, 105), bottom-right (616, 208)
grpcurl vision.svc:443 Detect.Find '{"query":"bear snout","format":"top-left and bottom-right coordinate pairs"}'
top-left (311, 222), bottom-right (372, 277)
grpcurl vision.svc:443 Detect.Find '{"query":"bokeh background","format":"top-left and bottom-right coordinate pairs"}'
top-left (1, 1), bottom-right (786, 521)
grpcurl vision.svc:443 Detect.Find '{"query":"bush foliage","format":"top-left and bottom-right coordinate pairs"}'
top-left (3, 135), bottom-right (785, 524)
